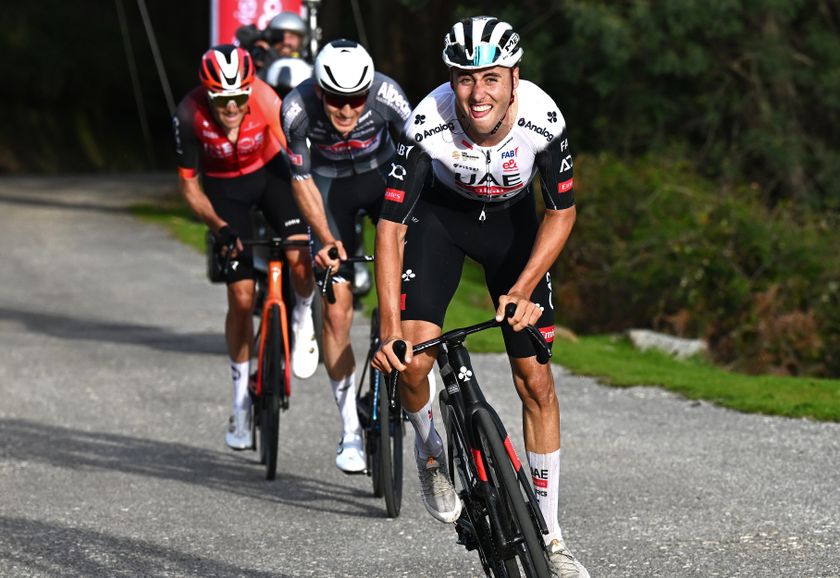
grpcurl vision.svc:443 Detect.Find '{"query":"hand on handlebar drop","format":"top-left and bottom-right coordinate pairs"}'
top-left (496, 293), bottom-right (543, 332)
top-left (215, 225), bottom-right (243, 258)
top-left (372, 337), bottom-right (413, 374)
top-left (315, 240), bottom-right (346, 270)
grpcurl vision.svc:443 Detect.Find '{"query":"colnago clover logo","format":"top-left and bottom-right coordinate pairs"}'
top-left (547, 111), bottom-right (557, 123)
top-left (414, 114), bottom-right (426, 125)
top-left (401, 269), bottom-right (416, 282)
top-left (457, 366), bottom-right (473, 381)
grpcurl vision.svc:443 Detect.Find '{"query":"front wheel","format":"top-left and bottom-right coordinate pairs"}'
top-left (375, 371), bottom-right (403, 518)
top-left (259, 303), bottom-right (284, 480)
top-left (476, 410), bottom-right (549, 577)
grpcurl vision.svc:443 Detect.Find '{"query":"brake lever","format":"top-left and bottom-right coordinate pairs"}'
top-left (503, 303), bottom-right (551, 365)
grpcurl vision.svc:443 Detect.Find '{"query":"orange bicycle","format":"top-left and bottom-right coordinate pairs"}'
top-left (223, 235), bottom-right (309, 480)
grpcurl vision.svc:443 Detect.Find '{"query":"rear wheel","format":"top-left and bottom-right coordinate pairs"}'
top-left (259, 304), bottom-right (284, 480)
top-left (475, 410), bottom-right (549, 577)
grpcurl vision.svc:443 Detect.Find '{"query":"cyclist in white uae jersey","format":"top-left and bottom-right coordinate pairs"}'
top-left (372, 16), bottom-right (588, 578)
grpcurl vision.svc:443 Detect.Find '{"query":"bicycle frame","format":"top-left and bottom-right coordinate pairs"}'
top-left (436, 340), bottom-right (550, 548)
top-left (255, 239), bottom-right (292, 399)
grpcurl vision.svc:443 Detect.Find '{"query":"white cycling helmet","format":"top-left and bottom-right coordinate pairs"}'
top-left (315, 39), bottom-right (374, 95)
top-left (266, 12), bottom-right (307, 42)
top-left (442, 16), bottom-right (523, 70)
top-left (263, 57), bottom-right (313, 94)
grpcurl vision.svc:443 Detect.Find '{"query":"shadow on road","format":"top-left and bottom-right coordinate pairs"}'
top-left (0, 516), bottom-right (285, 577)
top-left (1, 418), bottom-right (383, 520)
top-left (0, 307), bottom-right (225, 356)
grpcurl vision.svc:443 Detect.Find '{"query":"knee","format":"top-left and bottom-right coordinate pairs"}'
top-left (228, 286), bottom-right (254, 318)
top-left (323, 300), bottom-right (352, 332)
top-left (401, 355), bottom-right (435, 394)
top-left (515, 370), bottom-right (557, 410)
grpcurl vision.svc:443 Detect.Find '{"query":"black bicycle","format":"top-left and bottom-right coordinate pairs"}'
top-left (321, 250), bottom-right (404, 517)
top-left (392, 304), bottom-right (552, 577)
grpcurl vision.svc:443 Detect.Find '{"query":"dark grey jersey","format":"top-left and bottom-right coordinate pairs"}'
top-left (281, 73), bottom-right (411, 179)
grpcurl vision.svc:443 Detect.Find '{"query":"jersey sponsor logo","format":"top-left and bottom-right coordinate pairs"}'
top-left (287, 151), bottom-right (303, 166)
top-left (202, 130), bottom-right (221, 139)
top-left (316, 131), bottom-right (381, 154)
top-left (538, 325), bottom-right (555, 343)
top-left (414, 114), bottom-right (426, 125)
top-left (397, 143), bottom-right (414, 158)
top-left (560, 154), bottom-right (573, 172)
top-left (283, 101), bottom-right (302, 124)
top-left (172, 116), bottom-right (183, 154)
top-left (517, 118), bottom-right (553, 142)
top-left (401, 269), bottom-right (416, 282)
top-left (203, 140), bottom-right (235, 158)
top-left (388, 163), bottom-right (407, 180)
top-left (376, 81), bottom-right (412, 119)
top-left (558, 178), bottom-right (573, 193)
top-left (560, 138), bottom-right (569, 152)
top-left (455, 171), bottom-right (523, 196)
top-left (547, 111), bottom-right (557, 123)
top-left (284, 218), bottom-right (301, 227)
top-left (414, 122), bottom-right (455, 142)
top-left (385, 187), bottom-right (405, 203)
top-left (453, 163), bottom-right (478, 172)
top-left (502, 159), bottom-right (518, 172)
top-left (501, 147), bottom-right (518, 159)
top-left (453, 149), bottom-right (481, 161)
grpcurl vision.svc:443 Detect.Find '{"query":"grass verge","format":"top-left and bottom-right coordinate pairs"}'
top-left (132, 198), bottom-right (840, 423)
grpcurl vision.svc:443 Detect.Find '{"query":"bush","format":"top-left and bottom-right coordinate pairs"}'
top-left (555, 152), bottom-right (840, 376)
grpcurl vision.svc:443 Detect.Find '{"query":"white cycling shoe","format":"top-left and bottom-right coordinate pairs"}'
top-left (335, 433), bottom-right (366, 474)
top-left (291, 311), bottom-right (318, 379)
top-left (225, 408), bottom-right (252, 450)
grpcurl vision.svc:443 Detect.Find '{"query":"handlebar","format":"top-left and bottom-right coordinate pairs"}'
top-left (391, 303), bottom-right (552, 365)
top-left (319, 246), bottom-right (374, 304)
top-left (219, 237), bottom-right (310, 276)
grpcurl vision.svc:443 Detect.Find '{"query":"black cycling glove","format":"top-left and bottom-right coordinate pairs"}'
top-left (214, 226), bottom-right (239, 255)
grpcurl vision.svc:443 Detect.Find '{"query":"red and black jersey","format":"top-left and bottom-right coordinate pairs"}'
top-left (172, 78), bottom-right (287, 179)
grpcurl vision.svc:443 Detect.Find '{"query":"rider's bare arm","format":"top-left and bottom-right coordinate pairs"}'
top-left (373, 218), bottom-right (410, 371)
top-left (178, 174), bottom-right (228, 233)
top-left (501, 206), bottom-right (576, 330)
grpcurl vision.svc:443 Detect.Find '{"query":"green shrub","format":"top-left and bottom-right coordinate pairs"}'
top-left (555, 152), bottom-right (840, 376)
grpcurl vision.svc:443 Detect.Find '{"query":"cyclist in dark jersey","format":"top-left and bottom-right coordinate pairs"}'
top-left (281, 39), bottom-right (411, 474)
top-left (371, 17), bottom-right (588, 578)
top-left (173, 45), bottom-right (318, 451)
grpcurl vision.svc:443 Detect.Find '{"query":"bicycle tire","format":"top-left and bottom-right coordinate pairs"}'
top-left (439, 391), bottom-right (509, 577)
top-left (370, 368), bottom-right (384, 498)
top-left (475, 410), bottom-right (549, 577)
top-left (377, 370), bottom-right (403, 517)
top-left (259, 303), bottom-right (283, 481)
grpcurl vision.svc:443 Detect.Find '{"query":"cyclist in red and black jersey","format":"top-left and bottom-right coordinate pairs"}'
top-left (173, 45), bottom-right (318, 451)
top-left (372, 17), bottom-right (588, 578)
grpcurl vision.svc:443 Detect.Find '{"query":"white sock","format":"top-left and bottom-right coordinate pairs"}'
top-left (293, 288), bottom-right (314, 327)
top-left (527, 449), bottom-right (562, 544)
top-left (406, 377), bottom-right (443, 459)
top-left (330, 373), bottom-right (360, 437)
top-left (230, 359), bottom-right (251, 411)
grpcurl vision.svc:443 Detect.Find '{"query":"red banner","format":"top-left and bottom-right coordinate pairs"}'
top-left (210, 0), bottom-right (303, 46)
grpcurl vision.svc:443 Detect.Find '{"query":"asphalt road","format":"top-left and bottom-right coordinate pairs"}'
top-left (0, 176), bottom-right (838, 578)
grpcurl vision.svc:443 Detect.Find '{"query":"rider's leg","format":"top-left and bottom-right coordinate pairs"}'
top-left (322, 280), bottom-right (365, 472)
top-left (224, 278), bottom-right (257, 450)
top-left (510, 357), bottom-right (563, 538)
top-left (226, 279), bottom-right (256, 408)
top-left (283, 235), bottom-right (319, 379)
top-left (399, 320), bottom-right (444, 459)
